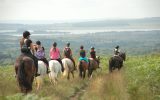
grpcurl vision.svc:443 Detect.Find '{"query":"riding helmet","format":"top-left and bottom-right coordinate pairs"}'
top-left (53, 42), bottom-right (57, 47)
top-left (115, 45), bottom-right (119, 49)
top-left (23, 31), bottom-right (31, 38)
top-left (91, 46), bottom-right (95, 49)
top-left (67, 42), bottom-right (70, 47)
top-left (36, 40), bottom-right (41, 45)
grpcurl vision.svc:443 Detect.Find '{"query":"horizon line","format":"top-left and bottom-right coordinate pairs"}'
top-left (0, 17), bottom-right (160, 24)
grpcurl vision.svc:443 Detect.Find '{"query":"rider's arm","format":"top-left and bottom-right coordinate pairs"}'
top-left (30, 43), bottom-right (35, 55)
top-left (19, 38), bottom-right (24, 49)
top-left (58, 48), bottom-right (62, 59)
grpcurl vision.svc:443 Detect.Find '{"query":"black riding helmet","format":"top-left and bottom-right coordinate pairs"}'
top-left (36, 40), bottom-right (41, 45)
top-left (80, 45), bottom-right (84, 49)
top-left (53, 42), bottom-right (57, 47)
top-left (115, 45), bottom-right (119, 49)
top-left (66, 42), bottom-right (70, 47)
top-left (23, 31), bottom-right (31, 38)
top-left (91, 46), bottom-right (95, 49)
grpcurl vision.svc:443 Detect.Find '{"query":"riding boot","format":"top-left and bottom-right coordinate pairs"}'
top-left (35, 68), bottom-right (40, 77)
top-left (46, 67), bottom-right (50, 74)
top-left (61, 64), bottom-right (64, 72)
top-left (70, 57), bottom-right (76, 70)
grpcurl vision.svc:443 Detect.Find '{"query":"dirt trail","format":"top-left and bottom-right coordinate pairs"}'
top-left (69, 69), bottom-right (129, 100)
top-left (69, 82), bottom-right (88, 100)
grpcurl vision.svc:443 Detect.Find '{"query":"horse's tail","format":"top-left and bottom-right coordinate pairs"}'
top-left (109, 57), bottom-right (114, 72)
top-left (62, 59), bottom-right (68, 76)
top-left (123, 52), bottom-right (126, 61)
top-left (88, 59), bottom-right (91, 70)
top-left (18, 60), bottom-right (31, 90)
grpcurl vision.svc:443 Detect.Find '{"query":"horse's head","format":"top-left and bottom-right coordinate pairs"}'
top-left (119, 52), bottom-right (126, 61)
top-left (96, 56), bottom-right (100, 66)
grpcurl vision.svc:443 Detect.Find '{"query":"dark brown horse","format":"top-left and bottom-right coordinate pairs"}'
top-left (15, 54), bottom-right (35, 94)
top-left (119, 52), bottom-right (126, 61)
top-left (78, 60), bottom-right (88, 79)
top-left (109, 55), bottom-right (123, 72)
top-left (88, 56), bottom-right (100, 78)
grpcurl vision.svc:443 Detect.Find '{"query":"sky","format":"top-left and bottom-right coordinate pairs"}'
top-left (0, 0), bottom-right (160, 21)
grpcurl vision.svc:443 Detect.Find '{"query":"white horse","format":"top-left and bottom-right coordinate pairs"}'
top-left (35, 60), bottom-right (47, 90)
top-left (62, 58), bottom-right (74, 80)
top-left (49, 60), bottom-right (62, 85)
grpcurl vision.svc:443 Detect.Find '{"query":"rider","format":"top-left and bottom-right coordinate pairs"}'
top-left (20, 31), bottom-right (40, 77)
top-left (35, 40), bottom-right (50, 74)
top-left (90, 46), bottom-right (96, 59)
top-left (90, 46), bottom-right (100, 68)
top-left (63, 42), bottom-right (76, 70)
top-left (50, 42), bottom-right (64, 72)
top-left (79, 45), bottom-right (89, 63)
top-left (114, 45), bottom-right (120, 56)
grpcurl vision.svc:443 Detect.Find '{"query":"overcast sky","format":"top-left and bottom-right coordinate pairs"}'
top-left (0, 0), bottom-right (160, 21)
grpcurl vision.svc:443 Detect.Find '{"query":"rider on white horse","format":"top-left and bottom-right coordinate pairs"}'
top-left (35, 40), bottom-right (50, 74)
top-left (50, 42), bottom-right (64, 72)
top-left (63, 42), bottom-right (76, 70)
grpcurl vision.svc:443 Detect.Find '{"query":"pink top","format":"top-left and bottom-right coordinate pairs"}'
top-left (50, 47), bottom-right (60, 59)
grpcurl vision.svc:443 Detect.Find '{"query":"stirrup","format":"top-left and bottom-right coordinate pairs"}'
top-left (46, 70), bottom-right (50, 74)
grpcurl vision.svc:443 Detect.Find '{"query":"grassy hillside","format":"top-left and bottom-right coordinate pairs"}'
top-left (0, 54), bottom-right (160, 100)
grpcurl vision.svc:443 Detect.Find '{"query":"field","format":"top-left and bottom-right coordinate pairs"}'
top-left (0, 18), bottom-right (160, 99)
top-left (0, 54), bottom-right (160, 100)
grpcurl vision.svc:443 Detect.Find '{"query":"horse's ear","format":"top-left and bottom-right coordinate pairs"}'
top-left (96, 56), bottom-right (100, 59)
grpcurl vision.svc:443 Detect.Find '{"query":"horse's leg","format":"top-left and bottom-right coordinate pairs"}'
top-left (79, 66), bottom-right (82, 78)
top-left (67, 72), bottom-right (70, 80)
top-left (71, 71), bottom-right (74, 79)
top-left (83, 70), bottom-right (86, 79)
top-left (90, 69), bottom-right (93, 78)
top-left (88, 68), bottom-right (92, 78)
top-left (109, 66), bottom-right (112, 72)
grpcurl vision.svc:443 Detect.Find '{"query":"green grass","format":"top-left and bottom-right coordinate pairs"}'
top-left (0, 55), bottom-right (160, 100)
top-left (124, 54), bottom-right (160, 100)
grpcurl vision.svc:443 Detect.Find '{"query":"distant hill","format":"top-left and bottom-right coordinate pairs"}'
top-left (0, 17), bottom-right (160, 28)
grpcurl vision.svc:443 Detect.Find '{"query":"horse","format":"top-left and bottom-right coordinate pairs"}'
top-left (78, 60), bottom-right (89, 79)
top-left (35, 60), bottom-right (47, 90)
top-left (49, 60), bottom-right (62, 85)
top-left (88, 56), bottom-right (100, 78)
top-left (119, 52), bottom-right (126, 61)
top-left (109, 55), bottom-right (123, 72)
top-left (14, 54), bottom-right (35, 94)
top-left (62, 58), bottom-right (74, 80)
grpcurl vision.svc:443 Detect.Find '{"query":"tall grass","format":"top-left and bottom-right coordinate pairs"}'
top-left (0, 55), bottom-right (160, 100)
top-left (124, 54), bottom-right (160, 100)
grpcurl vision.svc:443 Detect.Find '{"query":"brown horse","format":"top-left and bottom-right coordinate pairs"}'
top-left (88, 56), bottom-right (100, 78)
top-left (109, 55), bottom-right (123, 72)
top-left (14, 54), bottom-right (35, 94)
top-left (78, 60), bottom-right (88, 79)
